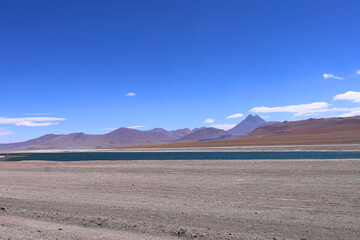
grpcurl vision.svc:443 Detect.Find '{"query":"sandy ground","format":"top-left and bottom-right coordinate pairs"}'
top-left (0, 159), bottom-right (359, 240)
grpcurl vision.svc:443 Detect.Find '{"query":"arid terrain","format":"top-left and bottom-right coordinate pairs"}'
top-left (2, 115), bottom-right (360, 151)
top-left (132, 126), bottom-right (360, 149)
top-left (0, 159), bottom-right (359, 239)
top-left (123, 116), bottom-right (360, 149)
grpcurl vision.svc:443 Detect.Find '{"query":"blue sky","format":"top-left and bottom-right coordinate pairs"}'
top-left (1, 0), bottom-right (360, 143)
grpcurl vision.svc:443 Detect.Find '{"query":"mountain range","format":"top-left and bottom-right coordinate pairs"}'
top-left (143, 115), bottom-right (360, 148)
top-left (176, 128), bottom-right (233, 142)
top-left (0, 115), bottom-right (276, 150)
top-left (2, 115), bottom-right (360, 150)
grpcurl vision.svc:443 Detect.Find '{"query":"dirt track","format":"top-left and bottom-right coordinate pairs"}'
top-left (0, 159), bottom-right (359, 239)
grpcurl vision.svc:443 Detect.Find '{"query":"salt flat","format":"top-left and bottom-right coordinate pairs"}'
top-left (0, 159), bottom-right (359, 239)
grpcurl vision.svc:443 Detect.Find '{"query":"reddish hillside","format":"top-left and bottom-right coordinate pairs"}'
top-left (125, 116), bottom-right (360, 148)
top-left (248, 116), bottom-right (360, 138)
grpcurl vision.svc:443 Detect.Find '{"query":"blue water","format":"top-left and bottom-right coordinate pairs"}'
top-left (1, 151), bottom-right (360, 161)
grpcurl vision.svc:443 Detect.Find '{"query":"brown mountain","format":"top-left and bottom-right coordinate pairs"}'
top-left (0, 128), bottom-right (168, 150)
top-left (0, 127), bottom-right (195, 150)
top-left (192, 127), bottom-right (206, 132)
top-left (247, 116), bottom-right (360, 138)
top-left (175, 127), bottom-right (233, 142)
top-left (169, 128), bottom-right (193, 139)
top-left (129, 115), bottom-right (360, 148)
top-left (0, 134), bottom-right (60, 151)
top-left (3, 115), bottom-right (359, 150)
top-left (227, 115), bottom-right (278, 136)
top-left (102, 128), bottom-right (164, 146)
top-left (145, 128), bottom-right (192, 142)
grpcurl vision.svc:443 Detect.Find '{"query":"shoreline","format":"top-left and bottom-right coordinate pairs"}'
top-left (1, 143), bottom-right (360, 154)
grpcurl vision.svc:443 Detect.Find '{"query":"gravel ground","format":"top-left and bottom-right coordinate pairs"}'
top-left (0, 159), bottom-right (359, 239)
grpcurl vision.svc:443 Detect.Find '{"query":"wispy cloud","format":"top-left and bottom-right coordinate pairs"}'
top-left (126, 92), bottom-right (136, 97)
top-left (250, 90), bottom-right (360, 118)
top-left (323, 73), bottom-right (343, 80)
top-left (204, 118), bottom-right (215, 123)
top-left (250, 102), bottom-right (330, 116)
top-left (0, 117), bottom-right (66, 127)
top-left (226, 113), bottom-right (244, 119)
top-left (251, 101), bottom-right (360, 117)
top-left (127, 125), bottom-right (145, 129)
top-left (15, 121), bottom-right (59, 127)
top-left (333, 91), bottom-right (360, 103)
top-left (357, 70), bottom-right (360, 75)
top-left (337, 108), bottom-right (360, 117)
top-left (0, 128), bottom-right (13, 136)
top-left (211, 124), bottom-right (236, 131)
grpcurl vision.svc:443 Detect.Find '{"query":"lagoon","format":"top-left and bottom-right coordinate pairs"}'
top-left (2, 151), bottom-right (360, 161)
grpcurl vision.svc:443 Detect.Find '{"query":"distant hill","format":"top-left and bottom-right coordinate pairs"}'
top-left (0, 127), bottom-right (195, 150)
top-left (2, 116), bottom-right (284, 150)
top-left (176, 127), bottom-right (233, 142)
top-left (247, 116), bottom-right (360, 138)
top-left (227, 115), bottom-right (278, 136)
top-left (5, 115), bottom-right (359, 150)
top-left (0, 134), bottom-right (60, 151)
top-left (145, 128), bottom-right (178, 142)
top-left (136, 116), bottom-right (360, 148)
top-left (146, 128), bottom-right (192, 141)
top-left (0, 128), bottom-right (166, 150)
top-left (192, 127), bottom-right (206, 132)
top-left (102, 128), bottom-right (165, 146)
top-left (170, 128), bottom-right (192, 139)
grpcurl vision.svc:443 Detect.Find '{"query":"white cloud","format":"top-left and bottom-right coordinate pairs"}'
top-left (323, 107), bottom-right (360, 117)
top-left (0, 117), bottom-right (66, 127)
top-left (126, 92), bottom-right (136, 97)
top-left (127, 125), bottom-right (145, 129)
top-left (15, 121), bottom-right (58, 127)
top-left (250, 102), bottom-right (330, 116)
top-left (0, 128), bottom-right (13, 136)
top-left (204, 118), bottom-right (215, 123)
top-left (333, 91), bottom-right (360, 103)
top-left (357, 70), bottom-right (360, 75)
top-left (210, 124), bottom-right (236, 131)
top-left (323, 73), bottom-right (343, 80)
top-left (226, 113), bottom-right (244, 119)
top-left (337, 108), bottom-right (360, 117)
top-left (260, 115), bottom-right (270, 119)
top-left (252, 102), bottom-right (360, 117)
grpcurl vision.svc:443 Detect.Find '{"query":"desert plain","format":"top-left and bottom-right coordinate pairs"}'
top-left (0, 150), bottom-right (359, 240)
